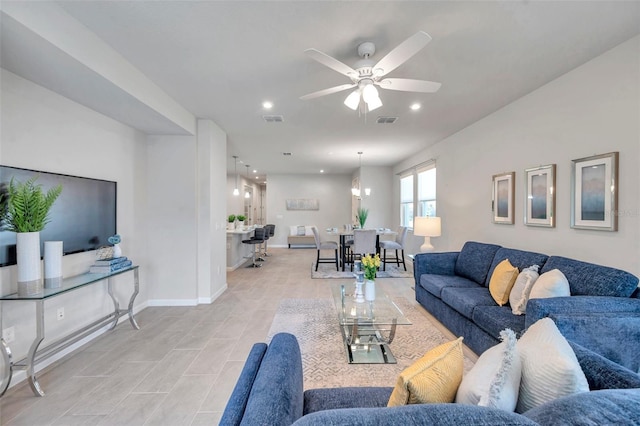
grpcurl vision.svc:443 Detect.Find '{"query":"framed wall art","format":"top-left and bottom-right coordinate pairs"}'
top-left (492, 172), bottom-right (515, 224)
top-left (524, 164), bottom-right (556, 227)
top-left (286, 199), bottom-right (319, 211)
top-left (571, 152), bottom-right (618, 231)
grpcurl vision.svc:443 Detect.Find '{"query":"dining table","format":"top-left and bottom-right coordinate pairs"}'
top-left (326, 228), bottom-right (397, 271)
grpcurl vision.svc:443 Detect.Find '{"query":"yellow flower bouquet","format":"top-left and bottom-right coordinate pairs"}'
top-left (361, 253), bottom-right (381, 281)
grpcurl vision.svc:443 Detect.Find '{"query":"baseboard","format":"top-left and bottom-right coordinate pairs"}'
top-left (197, 283), bottom-right (227, 305)
top-left (147, 298), bottom-right (199, 306)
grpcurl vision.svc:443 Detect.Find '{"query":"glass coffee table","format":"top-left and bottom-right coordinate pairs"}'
top-left (330, 281), bottom-right (411, 364)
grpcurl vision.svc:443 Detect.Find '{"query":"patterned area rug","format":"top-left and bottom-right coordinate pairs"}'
top-left (267, 298), bottom-right (474, 390)
top-left (311, 262), bottom-right (413, 279)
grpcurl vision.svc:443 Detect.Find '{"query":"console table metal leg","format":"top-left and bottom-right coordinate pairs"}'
top-left (0, 337), bottom-right (12, 397)
top-left (27, 301), bottom-right (45, 397)
top-left (106, 278), bottom-right (120, 330)
top-left (128, 269), bottom-right (140, 330)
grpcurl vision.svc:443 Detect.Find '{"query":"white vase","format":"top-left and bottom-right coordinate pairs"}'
top-left (228, 222), bottom-right (235, 231)
top-left (112, 243), bottom-right (122, 258)
top-left (44, 241), bottom-right (63, 289)
top-left (365, 279), bottom-right (376, 301)
top-left (16, 231), bottom-right (43, 295)
top-left (354, 281), bottom-right (365, 303)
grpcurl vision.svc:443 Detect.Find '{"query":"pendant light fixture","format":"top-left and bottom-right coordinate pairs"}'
top-left (244, 165), bottom-right (251, 198)
top-left (351, 152), bottom-right (372, 198)
top-left (232, 155), bottom-right (240, 196)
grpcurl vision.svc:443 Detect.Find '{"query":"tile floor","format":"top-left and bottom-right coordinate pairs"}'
top-left (0, 248), bottom-right (473, 425)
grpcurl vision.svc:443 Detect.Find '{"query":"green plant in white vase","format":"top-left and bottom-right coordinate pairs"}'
top-left (237, 215), bottom-right (246, 225)
top-left (356, 207), bottom-right (369, 229)
top-left (0, 177), bottom-right (62, 294)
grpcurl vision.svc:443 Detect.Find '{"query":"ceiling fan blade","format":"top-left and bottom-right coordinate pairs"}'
top-left (373, 31), bottom-right (432, 77)
top-left (305, 48), bottom-right (358, 77)
top-left (300, 83), bottom-right (357, 100)
top-left (377, 78), bottom-right (441, 93)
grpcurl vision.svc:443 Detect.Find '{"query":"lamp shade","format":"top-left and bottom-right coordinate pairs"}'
top-left (414, 216), bottom-right (441, 237)
top-left (414, 216), bottom-right (441, 252)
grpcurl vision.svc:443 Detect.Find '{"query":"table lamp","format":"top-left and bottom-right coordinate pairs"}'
top-left (414, 216), bottom-right (441, 252)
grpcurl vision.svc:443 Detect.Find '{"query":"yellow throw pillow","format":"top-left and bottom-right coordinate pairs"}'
top-left (489, 259), bottom-right (519, 306)
top-left (387, 337), bottom-right (464, 407)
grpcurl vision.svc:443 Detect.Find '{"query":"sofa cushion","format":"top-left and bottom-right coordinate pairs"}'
top-left (540, 256), bottom-right (639, 297)
top-left (454, 241), bottom-right (501, 286)
top-left (488, 259), bottom-right (519, 306)
top-left (568, 341), bottom-right (640, 390)
top-left (529, 269), bottom-right (570, 300)
top-left (472, 306), bottom-right (526, 338)
top-left (484, 248), bottom-right (548, 286)
top-left (441, 287), bottom-right (496, 319)
top-left (294, 404), bottom-right (539, 426)
top-left (515, 318), bottom-right (589, 414)
top-left (387, 337), bottom-right (464, 406)
top-left (303, 387), bottom-right (392, 415)
top-left (420, 274), bottom-right (480, 298)
top-left (522, 389), bottom-right (640, 426)
top-left (456, 329), bottom-right (521, 411)
top-left (551, 313), bottom-right (640, 374)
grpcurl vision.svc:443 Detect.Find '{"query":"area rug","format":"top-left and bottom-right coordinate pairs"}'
top-left (267, 298), bottom-right (474, 389)
top-left (311, 262), bottom-right (413, 279)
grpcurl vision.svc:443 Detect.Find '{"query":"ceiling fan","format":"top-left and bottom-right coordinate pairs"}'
top-left (300, 31), bottom-right (441, 112)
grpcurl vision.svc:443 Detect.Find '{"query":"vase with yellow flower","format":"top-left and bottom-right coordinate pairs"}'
top-left (361, 253), bottom-right (380, 301)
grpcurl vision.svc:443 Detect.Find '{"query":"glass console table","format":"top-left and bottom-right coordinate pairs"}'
top-left (330, 282), bottom-right (411, 364)
top-left (0, 266), bottom-right (140, 397)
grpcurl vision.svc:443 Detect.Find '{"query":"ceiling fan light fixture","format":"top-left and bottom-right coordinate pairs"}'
top-left (366, 95), bottom-right (382, 111)
top-left (344, 90), bottom-right (361, 110)
top-left (362, 84), bottom-right (378, 104)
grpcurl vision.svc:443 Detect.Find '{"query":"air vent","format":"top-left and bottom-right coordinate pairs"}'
top-left (262, 115), bottom-right (284, 123)
top-left (283, 152), bottom-right (292, 156)
top-left (376, 116), bottom-right (398, 124)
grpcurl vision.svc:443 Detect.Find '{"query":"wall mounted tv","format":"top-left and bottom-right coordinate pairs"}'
top-left (0, 165), bottom-right (117, 267)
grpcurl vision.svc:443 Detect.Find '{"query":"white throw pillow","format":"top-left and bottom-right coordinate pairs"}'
top-left (515, 318), bottom-right (589, 413)
top-left (304, 226), bottom-right (314, 236)
top-left (509, 265), bottom-right (540, 315)
top-left (289, 225), bottom-right (298, 236)
top-left (529, 269), bottom-right (570, 300)
top-left (297, 225), bottom-right (306, 236)
top-left (456, 329), bottom-right (521, 411)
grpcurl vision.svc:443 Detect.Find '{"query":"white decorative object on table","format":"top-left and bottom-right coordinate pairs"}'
top-left (17, 231), bottom-right (42, 295)
top-left (44, 241), bottom-right (63, 288)
top-left (108, 234), bottom-right (122, 258)
top-left (354, 281), bottom-right (365, 303)
top-left (365, 279), bottom-right (376, 301)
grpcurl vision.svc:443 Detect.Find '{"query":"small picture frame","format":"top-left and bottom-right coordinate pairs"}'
top-left (492, 172), bottom-right (515, 224)
top-left (571, 152), bottom-right (618, 231)
top-left (525, 164), bottom-right (556, 227)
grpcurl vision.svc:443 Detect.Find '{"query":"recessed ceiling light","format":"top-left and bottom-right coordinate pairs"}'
top-left (253, 169), bottom-right (257, 173)
top-left (320, 170), bottom-right (324, 173)
top-left (262, 101), bottom-right (273, 109)
top-left (410, 103), bottom-right (421, 111)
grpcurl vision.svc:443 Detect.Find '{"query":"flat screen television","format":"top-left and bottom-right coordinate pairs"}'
top-left (0, 165), bottom-right (117, 267)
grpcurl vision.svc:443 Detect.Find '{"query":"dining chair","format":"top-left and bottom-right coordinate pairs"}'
top-left (311, 226), bottom-right (339, 271)
top-left (379, 226), bottom-right (408, 271)
top-left (350, 229), bottom-right (377, 271)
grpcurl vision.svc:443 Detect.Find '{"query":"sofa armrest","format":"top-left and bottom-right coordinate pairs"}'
top-left (219, 342), bottom-right (268, 426)
top-left (293, 404), bottom-right (537, 425)
top-left (525, 296), bottom-right (640, 328)
top-left (237, 333), bottom-right (304, 425)
top-left (569, 341), bottom-right (640, 390)
top-left (413, 252), bottom-right (459, 279)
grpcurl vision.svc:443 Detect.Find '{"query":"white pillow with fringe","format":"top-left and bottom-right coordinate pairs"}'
top-left (456, 329), bottom-right (521, 411)
top-left (509, 265), bottom-right (540, 315)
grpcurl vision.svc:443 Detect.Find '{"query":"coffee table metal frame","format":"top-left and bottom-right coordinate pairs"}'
top-left (331, 282), bottom-right (410, 364)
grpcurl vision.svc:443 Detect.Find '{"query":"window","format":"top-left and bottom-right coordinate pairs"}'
top-left (399, 162), bottom-right (436, 228)
top-left (400, 174), bottom-right (414, 228)
top-left (418, 166), bottom-right (436, 217)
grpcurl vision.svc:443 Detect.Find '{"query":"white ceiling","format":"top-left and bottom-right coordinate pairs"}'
top-left (2, 1), bottom-right (639, 180)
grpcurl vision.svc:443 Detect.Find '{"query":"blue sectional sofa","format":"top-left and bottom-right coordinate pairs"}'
top-left (221, 332), bottom-right (640, 425)
top-left (414, 241), bottom-right (640, 372)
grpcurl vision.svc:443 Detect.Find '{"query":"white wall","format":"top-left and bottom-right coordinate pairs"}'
top-left (394, 36), bottom-right (640, 276)
top-left (358, 166), bottom-right (393, 229)
top-left (0, 69), bottom-right (149, 371)
top-left (266, 174), bottom-right (353, 246)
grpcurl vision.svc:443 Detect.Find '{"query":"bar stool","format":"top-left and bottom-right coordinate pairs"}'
top-left (242, 227), bottom-right (266, 268)
top-left (262, 224), bottom-right (275, 257)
